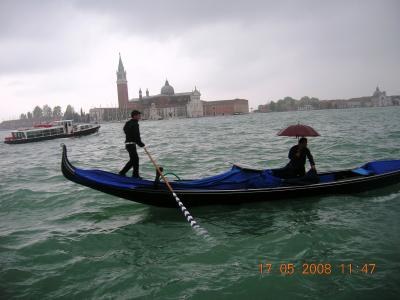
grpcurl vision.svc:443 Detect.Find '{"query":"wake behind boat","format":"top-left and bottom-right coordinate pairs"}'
top-left (4, 120), bottom-right (100, 144)
top-left (61, 145), bottom-right (400, 207)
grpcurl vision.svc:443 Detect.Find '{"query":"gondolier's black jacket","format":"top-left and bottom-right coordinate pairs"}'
top-left (288, 145), bottom-right (315, 169)
top-left (123, 119), bottom-right (145, 147)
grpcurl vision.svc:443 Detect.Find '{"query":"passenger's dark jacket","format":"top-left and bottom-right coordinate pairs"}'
top-left (123, 119), bottom-right (145, 147)
top-left (288, 145), bottom-right (315, 169)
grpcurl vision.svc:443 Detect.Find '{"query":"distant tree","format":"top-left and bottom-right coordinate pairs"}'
top-left (42, 104), bottom-right (52, 121)
top-left (73, 112), bottom-right (81, 122)
top-left (276, 99), bottom-right (285, 111)
top-left (63, 105), bottom-right (75, 120)
top-left (53, 106), bottom-right (62, 118)
top-left (300, 96), bottom-right (310, 103)
top-left (33, 106), bottom-right (43, 120)
top-left (269, 101), bottom-right (276, 111)
top-left (309, 97), bottom-right (320, 109)
top-left (282, 97), bottom-right (296, 110)
top-left (20, 113), bottom-right (27, 120)
top-left (27, 112), bottom-right (33, 119)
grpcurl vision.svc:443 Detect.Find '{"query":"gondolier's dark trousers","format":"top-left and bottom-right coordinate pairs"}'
top-left (120, 144), bottom-right (140, 177)
top-left (273, 164), bottom-right (305, 179)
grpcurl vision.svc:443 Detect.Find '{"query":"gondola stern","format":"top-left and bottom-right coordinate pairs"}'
top-left (61, 144), bottom-right (77, 180)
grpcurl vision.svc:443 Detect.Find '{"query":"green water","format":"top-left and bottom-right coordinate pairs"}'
top-left (1, 107), bottom-right (399, 299)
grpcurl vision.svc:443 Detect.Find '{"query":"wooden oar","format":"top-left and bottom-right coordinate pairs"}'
top-left (143, 147), bottom-right (209, 238)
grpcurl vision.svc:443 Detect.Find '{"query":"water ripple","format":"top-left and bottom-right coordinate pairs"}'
top-left (1, 107), bottom-right (400, 298)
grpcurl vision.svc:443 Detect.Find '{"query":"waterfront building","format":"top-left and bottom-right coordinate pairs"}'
top-left (128, 81), bottom-right (203, 120)
top-left (203, 99), bottom-right (249, 116)
top-left (371, 86), bottom-right (392, 107)
top-left (89, 107), bottom-right (121, 122)
top-left (116, 54), bottom-right (250, 119)
top-left (257, 104), bottom-right (269, 113)
top-left (392, 96), bottom-right (400, 106)
top-left (116, 54), bottom-right (129, 110)
top-left (297, 104), bottom-right (314, 111)
top-left (89, 55), bottom-right (249, 121)
top-left (116, 54), bottom-right (203, 120)
top-left (345, 101), bottom-right (362, 108)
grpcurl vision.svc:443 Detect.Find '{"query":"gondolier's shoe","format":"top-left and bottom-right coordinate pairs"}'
top-left (118, 172), bottom-right (126, 177)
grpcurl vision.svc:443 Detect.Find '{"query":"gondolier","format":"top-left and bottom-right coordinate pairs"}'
top-left (274, 137), bottom-right (316, 178)
top-left (287, 137), bottom-right (316, 176)
top-left (275, 124), bottom-right (319, 179)
top-left (119, 110), bottom-right (145, 178)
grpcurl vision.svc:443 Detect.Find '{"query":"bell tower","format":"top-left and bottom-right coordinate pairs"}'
top-left (116, 53), bottom-right (129, 109)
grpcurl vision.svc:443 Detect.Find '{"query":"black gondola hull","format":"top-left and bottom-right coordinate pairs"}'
top-left (61, 145), bottom-right (400, 207)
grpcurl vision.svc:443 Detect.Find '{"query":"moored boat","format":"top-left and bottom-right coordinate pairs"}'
top-left (4, 120), bottom-right (100, 144)
top-left (61, 145), bottom-right (400, 208)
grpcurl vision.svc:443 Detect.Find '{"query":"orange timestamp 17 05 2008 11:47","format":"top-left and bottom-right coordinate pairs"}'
top-left (258, 263), bottom-right (376, 275)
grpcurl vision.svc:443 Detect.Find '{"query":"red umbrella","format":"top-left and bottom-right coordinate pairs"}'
top-left (277, 123), bottom-right (320, 137)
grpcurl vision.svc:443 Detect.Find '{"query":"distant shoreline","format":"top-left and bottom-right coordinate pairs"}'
top-left (2, 105), bottom-right (399, 131)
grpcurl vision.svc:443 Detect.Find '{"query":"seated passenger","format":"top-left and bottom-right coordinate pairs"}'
top-left (273, 137), bottom-right (316, 179)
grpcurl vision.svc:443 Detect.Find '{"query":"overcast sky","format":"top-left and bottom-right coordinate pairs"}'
top-left (0, 0), bottom-right (399, 121)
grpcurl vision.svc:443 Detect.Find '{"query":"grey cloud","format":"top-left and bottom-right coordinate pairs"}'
top-left (0, 0), bottom-right (103, 74)
top-left (75, 0), bottom-right (282, 34)
top-left (0, 0), bottom-right (399, 113)
top-left (76, 0), bottom-right (400, 73)
top-left (73, 0), bottom-right (399, 38)
top-left (0, 0), bottom-right (74, 40)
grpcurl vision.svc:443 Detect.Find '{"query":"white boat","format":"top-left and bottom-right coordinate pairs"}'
top-left (4, 120), bottom-right (100, 144)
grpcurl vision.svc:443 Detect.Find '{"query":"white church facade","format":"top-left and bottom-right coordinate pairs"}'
top-left (116, 54), bottom-right (203, 120)
top-left (371, 86), bottom-right (392, 107)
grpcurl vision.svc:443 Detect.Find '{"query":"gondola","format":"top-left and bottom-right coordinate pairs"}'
top-left (61, 145), bottom-right (400, 208)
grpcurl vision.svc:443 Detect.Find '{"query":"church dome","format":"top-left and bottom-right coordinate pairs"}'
top-left (373, 86), bottom-right (382, 97)
top-left (161, 80), bottom-right (175, 95)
